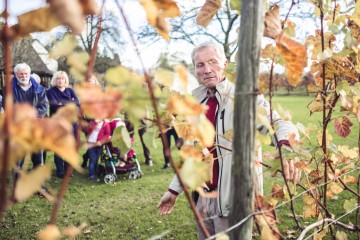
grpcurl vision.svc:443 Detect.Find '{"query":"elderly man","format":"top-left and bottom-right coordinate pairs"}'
top-left (157, 42), bottom-right (300, 239)
top-left (12, 63), bottom-right (49, 177)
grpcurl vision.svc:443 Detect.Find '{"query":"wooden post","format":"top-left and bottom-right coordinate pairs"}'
top-left (230, 0), bottom-right (263, 239)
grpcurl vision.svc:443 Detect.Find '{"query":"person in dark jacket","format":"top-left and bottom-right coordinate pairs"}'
top-left (12, 63), bottom-right (49, 181)
top-left (46, 71), bottom-right (80, 178)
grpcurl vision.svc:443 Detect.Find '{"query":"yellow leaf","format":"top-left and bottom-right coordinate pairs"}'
top-left (15, 165), bottom-right (52, 201)
top-left (52, 103), bottom-right (78, 123)
top-left (62, 223), bottom-right (87, 239)
top-left (338, 145), bottom-right (358, 159)
top-left (224, 129), bottom-right (233, 141)
top-left (180, 158), bottom-right (210, 190)
top-left (49, 34), bottom-right (79, 58)
top-left (351, 1), bottom-right (360, 27)
top-left (12, 7), bottom-right (61, 38)
top-left (154, 69), bottom-right (175, 87)
top-left (316, 130), bottom-right (332, 148)
top-left (196, 0), bottom-right (222, 27)
top-left (260, 224), bottom-right (280, 240)
top-left (330, 183), bottom-right (343, 194)
top-left (303, 204), bottom-right (318, 218)
top-left (111, 126), bottom-right (131, 155)
top-left (37, 224), bottom-right (62, 240)
top-left (173, 64), bottom-right (188, 91)
top-left (342, 175), bottom-right (357, 184)
top-left (215, 233), bottom-right (230, 240)
top-left (67, 52), bottom-right (90, 73)
top-left (195, 114), bottom-right (216, 147)
top-left (105, 65), bottom-right (145, 86)
top-left (335, 231), bottom-right (348, 240)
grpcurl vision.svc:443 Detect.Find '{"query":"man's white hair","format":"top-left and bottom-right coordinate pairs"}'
top-left (14, 63), bottom-right (31, 73)
top-left (191, 42), bottom-right (227, 65)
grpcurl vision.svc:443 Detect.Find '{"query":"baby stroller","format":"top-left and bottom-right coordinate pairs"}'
top-left (97, 121), bottom-right (143, 184)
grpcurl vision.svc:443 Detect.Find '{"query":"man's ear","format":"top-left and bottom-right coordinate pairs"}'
top-left (224, 60), bottom-right (228, 68)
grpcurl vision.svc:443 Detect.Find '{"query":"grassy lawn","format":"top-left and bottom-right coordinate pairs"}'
top-left (1, 95), bottom-right (359, 239)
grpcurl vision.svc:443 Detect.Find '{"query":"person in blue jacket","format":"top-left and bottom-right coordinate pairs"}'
top-left (46, 71), bottom-right (80, 178)
top-left (11, 63), bottom-right (49, 183)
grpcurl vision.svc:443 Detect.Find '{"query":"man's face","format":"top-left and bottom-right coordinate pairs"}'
top-left (194, 47), bottom-right (227, 90)
top-left (16, 68), bottom-right (31, 87)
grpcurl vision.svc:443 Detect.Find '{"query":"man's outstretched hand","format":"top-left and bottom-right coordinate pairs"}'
top-left (282, 157), bottom-right (302, 184)
top-left (158, 191), bottom-right (177, 216)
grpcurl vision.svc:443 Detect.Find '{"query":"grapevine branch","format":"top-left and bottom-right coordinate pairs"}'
top-left (113, 0), bottom-right (210, 238)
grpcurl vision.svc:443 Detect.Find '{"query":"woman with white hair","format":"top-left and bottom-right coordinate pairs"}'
top-left (46, 71), bottom-right (80, 179)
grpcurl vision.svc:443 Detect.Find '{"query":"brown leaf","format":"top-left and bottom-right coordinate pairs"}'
top-left (264, 5), bottom-right (282, 39)
top-left (76, 84), bottom-right (123, 119)
top-left (334, 116), bottom-right (353, 137)
top-left (79, 0), bottom-right (100, 15)
top-left (196, 0), bottom-right (222, 27)
top-left (271, 184), bottom-right (284, 200)
top-left (49, 0), bottom-right (85, 35)
top-left (12, 7), bottom-right (61, 38)
top-left (154, 0), bottom-right (181, 18)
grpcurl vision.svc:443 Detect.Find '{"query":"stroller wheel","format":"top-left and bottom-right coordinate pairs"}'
top-left (104, 173), bottom-right (116, 184)
top-left (128, 170), bottom-right (139, 180)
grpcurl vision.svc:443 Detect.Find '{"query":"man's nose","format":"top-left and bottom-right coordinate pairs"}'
top-left (203, 64), bottom-right (212, 73)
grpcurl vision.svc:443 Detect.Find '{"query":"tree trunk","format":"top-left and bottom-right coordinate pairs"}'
top-left (230, 0), bottom-right (263, 239)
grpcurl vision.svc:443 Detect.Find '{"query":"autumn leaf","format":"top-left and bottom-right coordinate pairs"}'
top-left (76, 84), bottom-right (123, 119)
top-left (49, 34), bottom-right (79, 59)
top-left (276, 34), bottom-right (307, 87)
top-left (11, 7), bottom-right (61, 38)
top-left (271, 184), bottom-right (284, 200)
top-left (344, 198), bottom-right (357, 213)
top-left (37, 224), bottom-right (62, 240)
top-left (168, 93), bottom-right (208, 116)
top-left (335, 231), bottom-right (348, 240)
top-left (111, 125), bottom-right (131, 156)
top-left (173, 120), bottom-right (196, 141)
top-left (49, 0), bottom-right (85, 35)
top-left (330, 182), bottom-right (343, 194)
top-left (105, 65), bottom-right (145, 86)
top-left (316, 130), bottom-right (332, 148)
top-left (179, 146), bottom-right (203, 161)
top-left (350, 1), bottom-right (360, 28)
top-left (139, 0), bottom-right (180, 40)
top-left (173, 64), bottom-right (189, 92)
top-left (67, 52), bottom-right (90, 76)
top-left (79, 0), bottom-right (100, 15)
top-left (154, 69), bottom-right (175, 87)
top-left (194, 114), bottom-right (216, 147)
top-left (180, 158), bottom-right (210, 190)
top-left (15, 165), bottom-right (52, 201)
top-left (62, 223), bottom-right (87, 239)
top-left (334, 116), bottom-right (353, 137)
top-left (196, 0), bottom-right (222, 27)
top-left (342, 175), bottom-right (357, 184)
top-left (338, 145), bottom-right (358, 159)
top-left (52, 103), bottom-right (78, 123)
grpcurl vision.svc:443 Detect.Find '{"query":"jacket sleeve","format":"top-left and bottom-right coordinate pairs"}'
top-left (168, 175), bottom-right (183, 194)
top-left (257, 94), bottom-right (299, 144)
top-left (36, 88), bottom-right (49, 118)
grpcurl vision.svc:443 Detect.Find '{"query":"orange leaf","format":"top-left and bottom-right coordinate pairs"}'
top-left (196, 0), bottom-right (222, 27)
top-left (76, 84), bottom-right (123, 119)
top-left (173, 64), bottom-right (189, 92)
top-left (37, 224), bottom-right (61, 240)
top-left (276, 34), bottom-right (307, 87)
top-left (168, 94), bottom-right (208, 115)
top-left (334, 116), bottom-right (353, 137)
top-left (154, 0), bottom-right (181, 18)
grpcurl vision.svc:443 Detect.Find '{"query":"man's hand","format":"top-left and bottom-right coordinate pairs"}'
top-left (157, 191), bottom-right (177, 216)
top-left (281, 157), bottom-right (302, 184)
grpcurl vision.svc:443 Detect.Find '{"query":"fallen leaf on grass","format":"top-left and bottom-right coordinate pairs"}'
top-left (37, 224), bottom-right (62, 240)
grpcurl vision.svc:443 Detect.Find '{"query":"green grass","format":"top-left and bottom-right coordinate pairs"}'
top-left (1, 95), bottom-right (359, 239)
